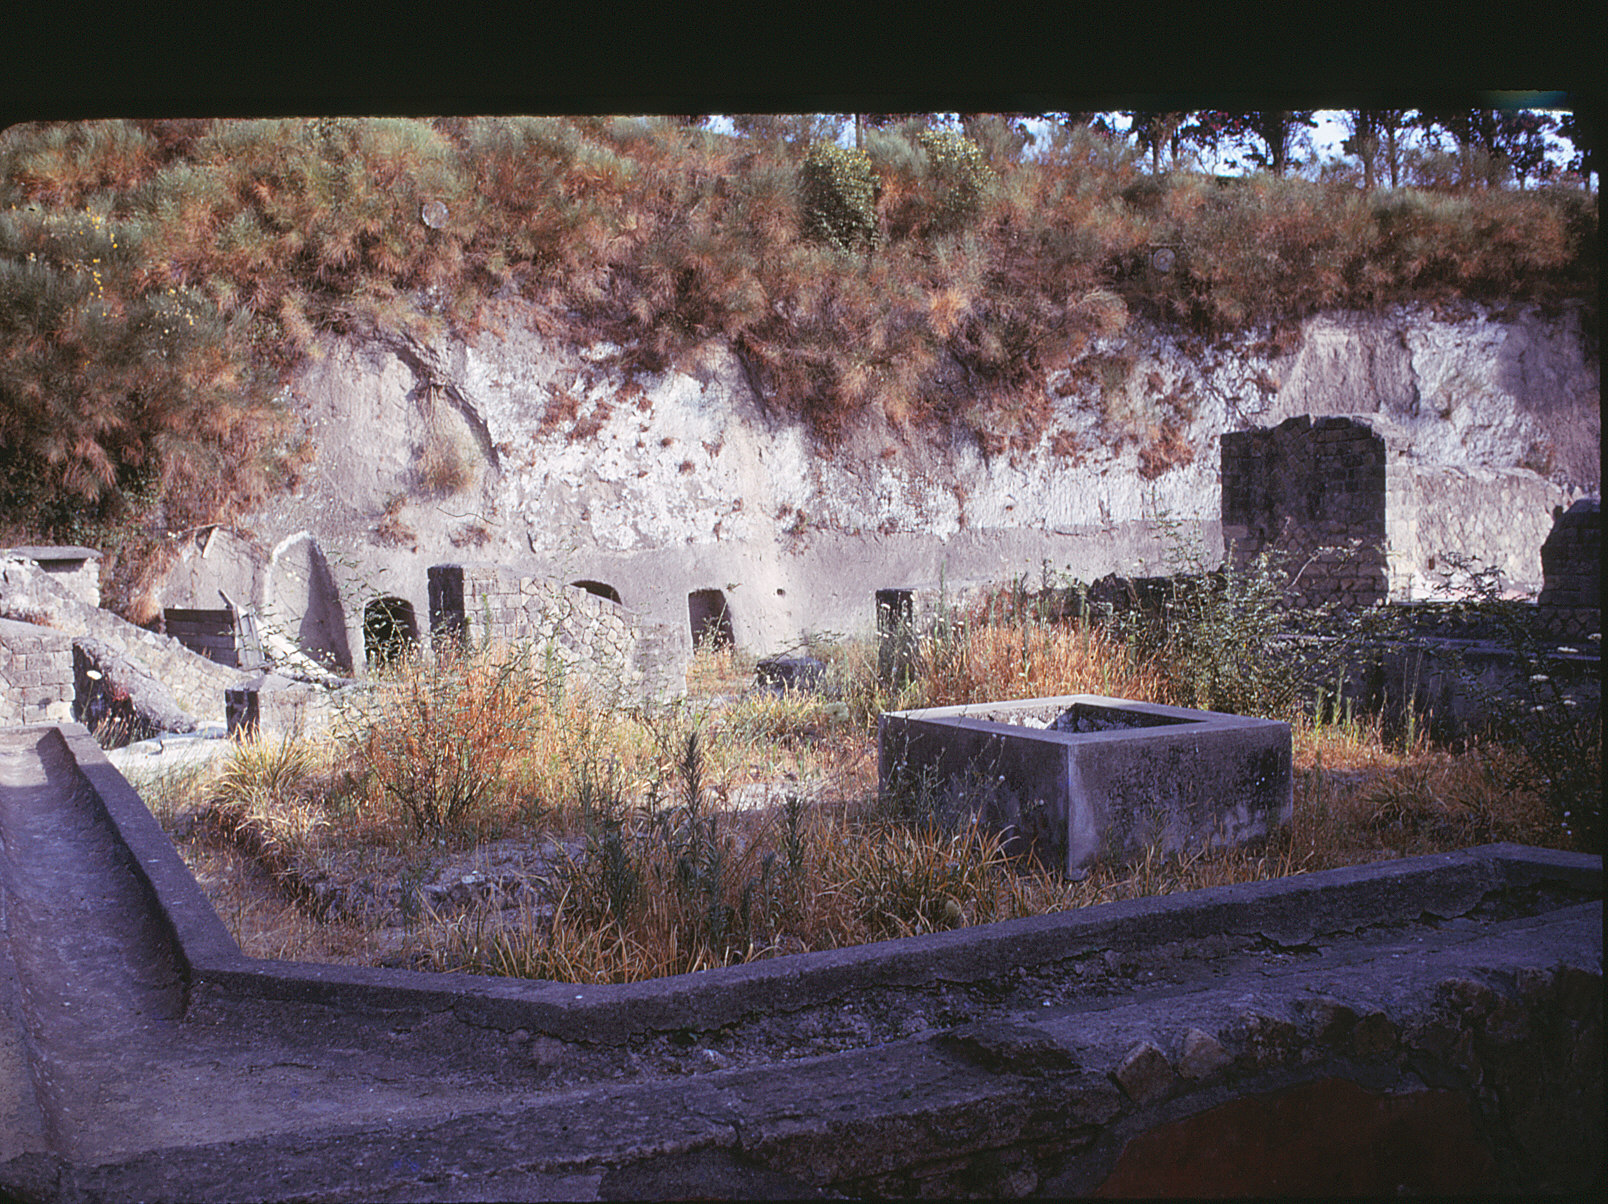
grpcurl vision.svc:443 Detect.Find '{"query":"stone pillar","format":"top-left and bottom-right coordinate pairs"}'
top-left (1538, 499), bottom-right (1601, 638)
top-left (876, 588), bottom-right (917, 686)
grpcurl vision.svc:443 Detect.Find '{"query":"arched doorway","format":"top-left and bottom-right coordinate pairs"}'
top-left (364, 597), bottom-right (419, 668)
top-left (266, 532), bottom-right (352, 673)
top-left (688, 588), bottom-right (735, 649)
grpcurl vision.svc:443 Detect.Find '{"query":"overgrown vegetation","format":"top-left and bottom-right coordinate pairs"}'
top-left (136, 547), bottom-right (1598, 983)
top-left (2, 116), bottom-right (1596, 605)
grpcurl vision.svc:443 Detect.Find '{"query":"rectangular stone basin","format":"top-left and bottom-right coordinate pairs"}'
top-left (878, 695), bottom-right (1293, 874)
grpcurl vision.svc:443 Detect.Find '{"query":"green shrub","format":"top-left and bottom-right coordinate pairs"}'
top-left (1108, 521), bottom-right (1396, 724)
top-left (915, 128), bottom-right (992, 236)
top-left (358, 645), bottom-right (547, 838)
top-left (800, 141), bottom-right (878, 252)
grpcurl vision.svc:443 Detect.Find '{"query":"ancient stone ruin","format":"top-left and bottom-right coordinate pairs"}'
top-left (0, 374), bottom-right (1600, 1197)
top-left (1221, 414), bottom-right (1571, 605)
top-left (1538, 498), bottom-right (1602, 638)
top-left (0, 546), bottom-right (102, 607)
top-left (0, 618), bottom-right (74, 727)
top-left (1, 551), bottom-right (249, 737)
top-left (427, 563), bottom-right (686, 704)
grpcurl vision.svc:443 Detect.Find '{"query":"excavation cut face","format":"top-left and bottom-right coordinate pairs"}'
top-left (878, 695), bottom-right (1293, 874)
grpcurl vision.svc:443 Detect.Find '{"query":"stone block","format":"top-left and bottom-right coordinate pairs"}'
top-left (1178, 1028), bottom-right (1232, 1080)
top-left (878, 695), bottom-right (1293, 874)
top-left (755, 656), bottom-right (827, 694)
top-left (1113, 1040), bottom-right (1176, 1104)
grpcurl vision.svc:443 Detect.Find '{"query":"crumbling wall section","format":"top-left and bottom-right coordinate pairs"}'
top-left (428, 563), bottom-right (686, 704)
top-left (1, 556), bottom-right (246, 723)
top-left (1223, 415), bottom-right (1571, 606)
top-left (1538, 499), bottom-right (1602, 638)
top-left (1221, 415), bottom-right (1400, 607)
top-left (226, 673), bottom-right (351, 741)
top-left (0, 546), bottom-right (102, 607)
top-left (0, 617), bottom-right (74, 725)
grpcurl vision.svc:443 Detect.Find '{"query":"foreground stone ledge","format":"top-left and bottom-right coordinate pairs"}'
top-left (1, 723), bottom-right (1600, 1200)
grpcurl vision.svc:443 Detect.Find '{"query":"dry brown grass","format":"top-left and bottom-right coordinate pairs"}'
top-left (911, 614), bottom-right (1170, 709)
top-left (137, 618), bottom-right (1588, 986)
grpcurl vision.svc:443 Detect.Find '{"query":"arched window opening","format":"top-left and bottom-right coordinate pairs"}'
top-left (364, 596), bottom-right (419, 668)
top-left (688, 588), bottom-right (735, 649)
top-left (571, 579), bottom-right (622, 604)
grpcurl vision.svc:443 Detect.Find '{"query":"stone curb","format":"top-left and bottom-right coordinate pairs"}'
top-left (46, 722), bottom-right (1602, 1044)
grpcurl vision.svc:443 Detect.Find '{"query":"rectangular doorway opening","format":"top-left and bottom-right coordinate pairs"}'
top-left (688, 589), bottom-right (734, 649)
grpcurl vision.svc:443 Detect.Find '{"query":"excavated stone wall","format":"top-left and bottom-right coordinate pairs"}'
top-left (1538, 499), bottom-right (1602, 638)
top-left (428, 563), bottom-right (687, 704)
top-left (1222, 414), bottom-right (1571, 605)
top-left (0, 546), bottom-right (101, 608)
top-left (0, 618), bottom-right (73, 725)
top-left (1222, 416), bottom-right (1406, 607)
top-left (1, 555), bottom-right (246, 725)
top-left (142, 301), bottom-right (1595, 678)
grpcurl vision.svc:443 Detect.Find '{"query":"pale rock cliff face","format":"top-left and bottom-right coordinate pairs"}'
top-left (157, 301), bottom-right (1597, 671)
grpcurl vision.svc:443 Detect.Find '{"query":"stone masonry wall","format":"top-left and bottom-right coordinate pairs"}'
top-left (1223, 415), bottom-right (1571, 606)
top-left (1538, 499), bottom-right (1602, 638)
top-left (428, 563), bottom-right (686, 704)
top-left (1, 556), bottom-right (246, 723)
top-left (1222, 415), bottom-right (1400, 607)
top-left (0, 617), bottom-right (74, 725)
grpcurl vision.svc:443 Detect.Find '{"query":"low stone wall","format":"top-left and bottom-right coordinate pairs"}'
top-left (0, 617), bottom-right (74, 725)
top-left (9, 724), bottom-right (1599, 1200)
top-left (428, 563), bottom-right (686, 704)
top-left (1538, 498), bottom-right (1601, 638)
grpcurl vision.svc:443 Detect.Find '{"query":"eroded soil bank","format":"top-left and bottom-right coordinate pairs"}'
top-left (155, 301), bottom-right (1597, 672)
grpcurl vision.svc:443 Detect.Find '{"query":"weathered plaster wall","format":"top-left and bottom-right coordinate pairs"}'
top-left (151, 300), bottom-right (1598, 676)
